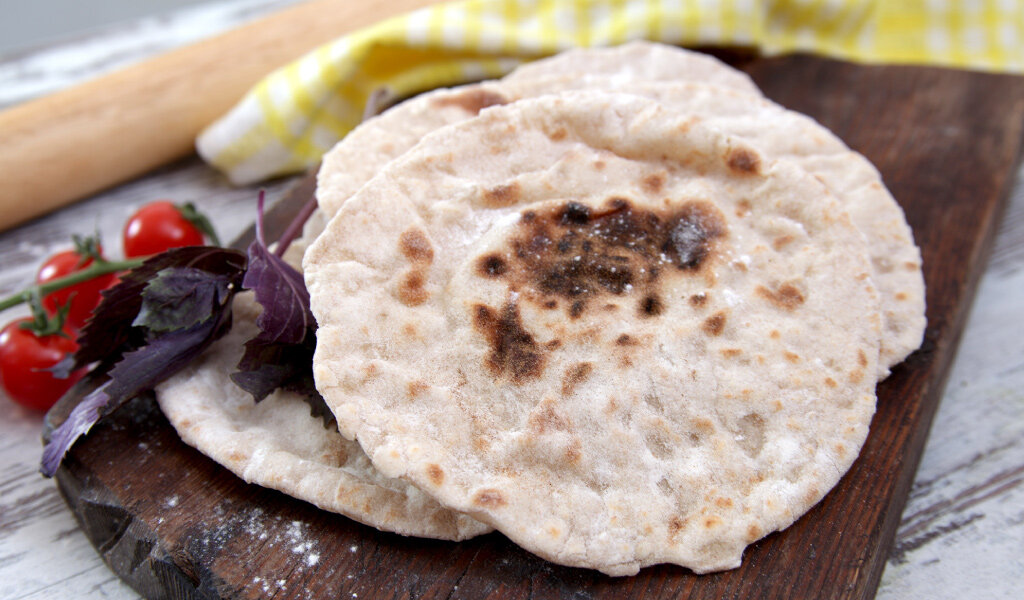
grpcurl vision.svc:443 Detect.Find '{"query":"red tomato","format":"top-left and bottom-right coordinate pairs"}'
top-left (123, 200), bottom-right (205, 258)
top-left (0, 319), bottom-right (86, 412)
top-left (36, 248), bottom-right (118, 332)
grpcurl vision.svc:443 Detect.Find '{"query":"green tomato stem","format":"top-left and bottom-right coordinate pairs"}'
top-left (0, 257), bottom-right (144, 313)
top-left (178, 203), bottom-right (222, 247)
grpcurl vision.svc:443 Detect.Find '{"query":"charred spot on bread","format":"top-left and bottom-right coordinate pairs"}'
top-left (642, 173), bottom-right (666, 194)
top-left (399, 228), bottom-right (434, 264)
top-left (640, 294), bottom-right (664, 317)
top-left (560, 201), bottom-right (592, 225)
top-left (549, 127), bottom-right (568, 141)
top-left (472, 488), bottom-right (507, 508)
top-left (725, 146), bottom-right (762, 175)
top-left (702, 311), bottom-right (727, 336)
top-left (426, 463), bottom-right (445, 485)
top-left (483, 182), bottom-right (521, 207)
top-left (757, 282), bottom-right (805, 311)
top-left (561, 362), bottom-right (594, 396)
top-left (477, 254), bottom-right (509, 277)
top-left (472, 302), bottom-right (546, 383)
top-left (479, 197), bottom-right (726, 318)
top-left (398, 270), bottom-right (430, 306)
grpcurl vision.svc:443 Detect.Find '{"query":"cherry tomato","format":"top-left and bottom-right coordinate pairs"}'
top-left (36, 247), bottom-right (118, 332)
top-left (0, 319), bottom-right (86, 412)
top-left (123, 200), bottom-right (205, 258)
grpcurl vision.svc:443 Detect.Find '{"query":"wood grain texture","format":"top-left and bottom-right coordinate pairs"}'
top-left (0, 0), bottom-right (435, 231)
top-left (37, 56), bottom-right (1024, 600)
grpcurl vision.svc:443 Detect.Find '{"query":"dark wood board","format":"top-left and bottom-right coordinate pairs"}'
top-left (43, 54), bottom-right (1024, 600)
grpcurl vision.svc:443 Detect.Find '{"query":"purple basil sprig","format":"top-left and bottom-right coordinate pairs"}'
top-left (243, 191), bottom-right (313, 344)
top-left (231, 193), bottom-right (328, 419)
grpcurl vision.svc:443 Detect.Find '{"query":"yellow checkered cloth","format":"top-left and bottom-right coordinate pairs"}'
top-left (198, 0), bottom-right (1024, 184)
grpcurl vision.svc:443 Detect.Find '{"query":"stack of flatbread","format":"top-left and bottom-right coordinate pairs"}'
top-left (157, 42), bottom-right (925, 575)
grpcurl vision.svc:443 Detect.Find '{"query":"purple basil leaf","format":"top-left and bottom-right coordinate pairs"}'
top-left (41, 301), bottom-right (235, 477)
top-left (41, 380), bottom-right (113, 476)
top-left (292, 387), bottom-right (335, 429)
top-left (231, 192), bottom-right (327, 425)
top-left (231, 325), bottom-right (334, 428)
top-left (242, 239), bottom-right (312, 345)
top-left (230, 329), bottom-right (334, 427)
top-left (243, 188), bottom-right (313, 345)
top-left (231, 296), bottom-right (314, 400)
top-left (231, 337), bottom-right (304, 401)
top-left (230, 360), bottom-right (295, 400)
top-left (103, 310), bottom-right (233, 408)
top-left (231, 323), bottom-right (328, 405)
top-left (69, 246), bottom-right (246, 371)
top-left (49, 352), bottom-right (87, 380)
top-left (134, 267), bottom-right (235, 333)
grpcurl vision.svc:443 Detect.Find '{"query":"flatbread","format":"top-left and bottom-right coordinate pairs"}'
top-left (316, 73), bottom-right (923, 378)
top-left (155, 240), bottom-right (490, 541)
top-left (304, 93), bottom-right (881, 575)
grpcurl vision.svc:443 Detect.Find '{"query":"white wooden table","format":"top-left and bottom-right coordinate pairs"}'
top-left (1, 2), bottom-right (1022, 598)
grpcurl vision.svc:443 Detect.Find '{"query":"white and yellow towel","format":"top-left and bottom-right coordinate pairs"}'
top-left (198, 0), bottom-right (1024, 185)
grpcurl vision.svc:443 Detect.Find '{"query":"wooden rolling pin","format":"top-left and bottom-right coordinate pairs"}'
top-left (0, 0), bottom-right (437, 232)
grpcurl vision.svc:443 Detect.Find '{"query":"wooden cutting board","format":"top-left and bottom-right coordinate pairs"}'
top-left (43, 53), bottom-right (1024, 600)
